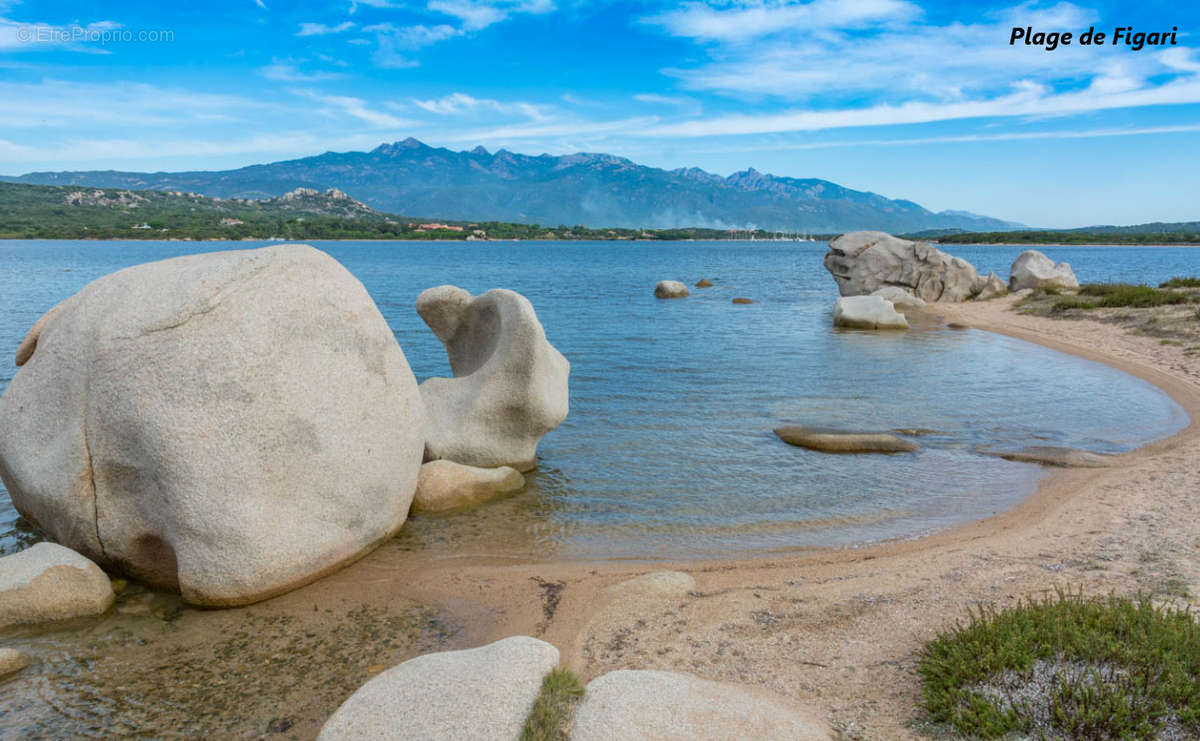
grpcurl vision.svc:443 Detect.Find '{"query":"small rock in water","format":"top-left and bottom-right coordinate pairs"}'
top-left (0, 647), bottom-right (31, 678)
top-left (654, 280), bottom-right (690, 299)
top-left (832, 296), bottom-right (908, 330)
top-left (0, 542), bottom-right (114, 628)
top-left (411, 460), bottom-right (525, 514)
top-left (982, 446), bottom-right (1113, 468)
top-left (775, 426), bottom-right (920, 454)
top-left (731, 297), bottom-right (754, 304)
top-left (695, 278), bottom-right (713, 287)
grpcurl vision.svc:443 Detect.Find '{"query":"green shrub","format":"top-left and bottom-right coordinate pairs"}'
top-left (919, 589), bottom-right (1200, 739)
top-left (522, 668), bottom-right (585, 741)
top-left (1050, 296), bottom-right (1097, 313)
top-left (1077, 283), bottom-right (1190, 308)
top-left (1160, 277), bottom-right (1200, 288)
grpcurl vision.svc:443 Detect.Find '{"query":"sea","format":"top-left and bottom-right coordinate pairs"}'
top-left (0, 240), bottom-right (1193, 560)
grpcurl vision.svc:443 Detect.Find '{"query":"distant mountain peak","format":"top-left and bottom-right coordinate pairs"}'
top-left (3, 140), bottom-right (1019, 232)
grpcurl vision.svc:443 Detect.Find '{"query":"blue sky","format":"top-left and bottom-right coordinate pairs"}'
top-left (1, 0), bottom-right (1198, 227)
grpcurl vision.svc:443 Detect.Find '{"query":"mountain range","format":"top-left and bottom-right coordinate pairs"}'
top-left (0, 138), bottom-right (1022, 233)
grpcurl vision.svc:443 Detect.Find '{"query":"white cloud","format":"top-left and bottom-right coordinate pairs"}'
top-left (0, 17), bottom-right (124, 52)
top-left (427, 0), bottom-right (554, 31)
top-left (633, 93), bottom-right (691, 106)
top-left (292, 89), bottom-right (419, 128)
top-left (350, 0), bottom-right (403, 11)
top-left (254, 0), bottom-right (267, 9)
top-left (259, 62), bottom-right (344, 81)
top-left (645, 0), bottom-right (919, 42)
top-left (364, 22), bottom-right (462, 48)
top-left (413, 92), bottom-right (549, 120)
top-left (296, 21), bottom-right (356, 36)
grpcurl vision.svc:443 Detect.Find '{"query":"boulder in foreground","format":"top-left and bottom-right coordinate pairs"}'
top-left (0, 244), bottom-right (426, 607)
top-left (833, 296), bottom-right (909, 330)
top-left (411, 459), bottom-right (525, 514)
top-left (0, 543), bottom-right (114, 628)
top-left (1009, 250), bottom-right (1079, 291)
top-left (654, 280), bottom-right (689, 298)
top-left (824, 231), bottom-right (987, 302)
top-left (571, 669), bottom-right (831, 741)
top-left (775, 426), bottom-right (919, 453)
top-left (417, 286), bottom-right (570, 471)
top-left (318, 635), bottom-right (559, 740)
top-left (0, 647), bottom-right (30, 678)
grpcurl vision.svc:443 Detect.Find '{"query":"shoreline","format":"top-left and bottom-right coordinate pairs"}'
top-left (3, 237), bottom-right (1200, 247)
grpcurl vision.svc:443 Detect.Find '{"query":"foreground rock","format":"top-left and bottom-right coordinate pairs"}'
top-left (654, 280), bottom-right (689, 298)
top-left (417, 286), bottom-right (569, 471)
top-left (869, 286), bottom-right (926, 310)
top-left (0, 543), bottom-right (114, 628)
top-left (983, 446), bottom-right (1113, 468)
top-left (1009, 250), bottom-right (1079, 291)
top-left (318, 636), bottom-right (559, 740)
top-left (695, 278), bottom-right (713, 287)
top-left (775, 426), bottom-right (919, 453)
top-left (0, 245), bottom-right (426, 607)
top-left (824, 231), bottom-right (987, 301)
top-left (571, 670), bottom-right (831, 741)
top-left (974, 271), bottom-right (1008, 300)
top-left (0, 648), bottom-right (30, 678)
top-left (411, 460), bottom-right (525, 514)
top-left (833, 296), bottom-right (909, 330)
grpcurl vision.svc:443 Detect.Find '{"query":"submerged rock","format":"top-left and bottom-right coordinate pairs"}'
top-left (0, 543), bottom-right (114, 628)
top-left (1009, 251), bottom-right (1079, 291)
top-left (974, 271), bottom-right (1008, 300)
top-left (731, 297), bottom-right (755, 304)
top-left (869, 286), bottom-right (926, 310)
top-left (695, 278), bottom-right (713, 288)
top-left (571, 670), bottom-right (831, 741)
top-left (654, 280), bottom-right (690, 298)
top-left (983, 446), bottom-right (1113, 468)
top-left (775, 426), bottom-right (920, 453)
top-left (418, 286), bottom-right (570, 471)
top-left (318, 636), bottom-right (559, 740)
top-left (0, 648), bottom-right (30, 678)
top-left (833, 296), bottom-right (909, 330)
top-left (0, 245), bottom-right (426, 607)
top-left (824, 231), bottom-right (987, 302)
top-left (411, 460), bottom-right (525, 514)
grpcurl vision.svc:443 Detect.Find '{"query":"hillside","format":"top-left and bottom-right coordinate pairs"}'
top-left (0, 138), bottom-right (1019, 233)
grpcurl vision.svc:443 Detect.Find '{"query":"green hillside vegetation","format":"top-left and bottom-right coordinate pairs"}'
top-left (0, 182), bottom-right (811, 241)
top-left (932, 224), bottom-right (1200, 245)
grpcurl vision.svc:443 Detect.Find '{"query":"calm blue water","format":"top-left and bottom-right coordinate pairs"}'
top-left (0, 240), bottom-right (1193, 559)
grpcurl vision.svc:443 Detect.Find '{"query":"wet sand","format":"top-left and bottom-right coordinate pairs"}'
top-left (3, 293), bottom-right (1198, 738)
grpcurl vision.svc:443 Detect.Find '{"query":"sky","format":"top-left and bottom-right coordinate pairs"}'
top-left (0, 0), bottom-right (1198, 227)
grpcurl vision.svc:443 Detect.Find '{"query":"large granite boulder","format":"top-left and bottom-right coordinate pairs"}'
top-left (824, 231), bottom-right (987, 302)
top-left (0, 542), bottom-right (114, 628)
top-left (1009, 250), bottom-right (1079, 291)
top-left (411, 460), bottom-right (525, 514)
top-left (0, 245), bottom-right (426, 607)
top-left (318, 636), bottom-right (560, 740)
top-left (571, 670), bottom-right (831, 740)
top-left (417, 286), bottom-right (569, 471)
top-left (832, 296), bottom-right (909, 330)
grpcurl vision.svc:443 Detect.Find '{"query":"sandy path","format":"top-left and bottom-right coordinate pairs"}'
top-left (378, 294), bottom-right (1200, 738)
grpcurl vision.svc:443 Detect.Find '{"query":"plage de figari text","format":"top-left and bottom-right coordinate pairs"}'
top-left (1009, 25), bottom-right (1178, 51)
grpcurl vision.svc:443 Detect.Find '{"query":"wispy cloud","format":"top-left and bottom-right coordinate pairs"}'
top-left (259, 61), bottom-right (345, 81)
top-left (292, 89), bottom-right (419, 128)
top-left (427, 0), bottom-right (554, 31)
top-left (296, 21), bottom-right (356, 36)
top-left (633, 93), bottom-right (692, 106)
top-left (645, 0), bottom-right (919, 42)
top-left (0, 17), bottom-right (123, 52)
top-left (413, 92), bottom-right (548, 120)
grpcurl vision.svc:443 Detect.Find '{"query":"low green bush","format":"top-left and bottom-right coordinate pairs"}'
top-left (521, 668), bottom-right (585, 741)
top-left (919, 589), bottom-right (1200, 739)
top-left (1077, 283), bottom-right (1190, 308)
top-left (1160, 276), bottom-right (1200, 288)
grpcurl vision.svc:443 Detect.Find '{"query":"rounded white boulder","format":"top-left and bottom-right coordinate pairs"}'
top-left (832, 296), bottom-right (909, 330)
top-left (0, 542), bottom-right (114, 628)
top-left (654, 280), bottom-right (689, 299)
top-left (0, 244), bottom-right (426, 607)
top-left (1009, 250), bottom-right (1079, 291)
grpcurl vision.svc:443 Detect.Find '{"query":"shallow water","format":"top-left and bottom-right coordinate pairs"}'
top-left (0, 240), bottom-right (1193, 560)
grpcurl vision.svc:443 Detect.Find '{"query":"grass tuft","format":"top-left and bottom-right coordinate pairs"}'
top-left (1160, 276), bottom-right (1200, 288)
top-left (521, 668), bottom-right (585, 741)
top-left (1077, 283), bottom-right (1190, 308)
top-left (919, 588), bottom-right (1200, 739)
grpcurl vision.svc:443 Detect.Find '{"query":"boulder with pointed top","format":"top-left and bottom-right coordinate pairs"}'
top-left (824, 231), bottom-right (987, 302)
